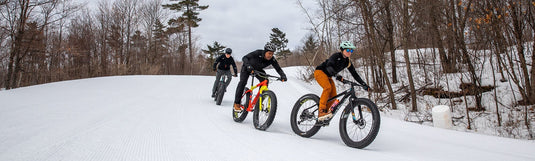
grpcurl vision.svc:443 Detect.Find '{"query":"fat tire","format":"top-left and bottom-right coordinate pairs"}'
top-left (339, 98), bottom-right (380, 149)
top-left (290, 94), bottom-right (321, 138)
top-left (215, 83), bottom-right (225, 105)
top-left (253, 90), bottom-right (277, 131)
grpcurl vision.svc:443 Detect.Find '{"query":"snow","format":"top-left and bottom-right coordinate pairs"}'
top-left (0, 67), bottom-right (534, 161)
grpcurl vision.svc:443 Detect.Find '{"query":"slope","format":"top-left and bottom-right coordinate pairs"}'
top-left (0, 67), bottom-right (533, 161)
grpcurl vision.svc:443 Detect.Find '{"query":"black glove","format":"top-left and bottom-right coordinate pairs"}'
top-left (246, 65), bottom-right (253, 73)
top-left (335, 75), bottom-right (343, 81)
top-left (280, 75), bottom-right (287, 82)
top-left (363, 84), bottom-right (371, 91)
top-left (212, 68), bottom-right (216, 71)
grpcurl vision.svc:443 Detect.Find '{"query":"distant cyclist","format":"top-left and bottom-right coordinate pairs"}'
top-left (314, 41), bottom-right (370, 122)
top-left (233, 42), bottom-right (287, 111)
top-left (212, 48), bottom-right (238, 98)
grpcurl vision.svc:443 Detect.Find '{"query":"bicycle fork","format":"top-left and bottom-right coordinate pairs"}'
top-left (349, 98), bottom-right (366, 128)
top-left (257, 85), bottom-right (269, 112)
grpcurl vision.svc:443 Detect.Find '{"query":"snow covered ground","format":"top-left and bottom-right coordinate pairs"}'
top-left (0, 67), bottom-right (534, 161)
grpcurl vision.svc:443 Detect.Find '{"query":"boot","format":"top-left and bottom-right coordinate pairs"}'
top-left (233, 103), bottom-right (243, 112)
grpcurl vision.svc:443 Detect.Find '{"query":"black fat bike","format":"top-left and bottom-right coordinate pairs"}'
top-left (290, 78), bottom-right (380, 149)
top-left (214, 74), bottom-right (230, 105)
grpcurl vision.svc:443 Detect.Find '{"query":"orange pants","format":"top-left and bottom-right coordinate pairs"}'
top-left (314, 70), bottom-right (337, 116)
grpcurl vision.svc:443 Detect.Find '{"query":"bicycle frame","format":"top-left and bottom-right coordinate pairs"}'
top-left (306, 80), bottom-right (365, 123)
top-left (219, 74), bottom-right (229, 88)
top-left (326, 86), bottom-right (356, 115)
top-left (242, 77), bottom-right (270, 112)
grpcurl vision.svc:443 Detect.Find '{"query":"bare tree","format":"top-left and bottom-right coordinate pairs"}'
top-left (401, 0), bottom-right (418, 112)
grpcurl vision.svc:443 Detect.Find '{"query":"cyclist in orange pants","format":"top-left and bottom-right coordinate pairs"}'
top-left (314, 41), bottom-right (370, 122)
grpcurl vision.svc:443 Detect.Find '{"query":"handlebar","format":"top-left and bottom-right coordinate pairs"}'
top-left (251, 70), bottom-right (284, 81)
top-left (336, 76), bottom-right (367, 89)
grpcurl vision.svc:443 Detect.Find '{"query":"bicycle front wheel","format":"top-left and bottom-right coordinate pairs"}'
top-left (290, 94), bottom-right (321, 138)
top-left (253, 90), bottom-right (277, 131)
top-left (339, 98), bottom-right (380, 149)
top-left (233, 88), bottom-right (250, 122)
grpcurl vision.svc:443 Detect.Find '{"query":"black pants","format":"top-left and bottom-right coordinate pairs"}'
top-left (234, 69), bottom-right (268, 104)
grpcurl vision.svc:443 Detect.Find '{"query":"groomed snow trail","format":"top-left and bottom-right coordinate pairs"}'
top-left (1, 67), bottom-right (534, 161)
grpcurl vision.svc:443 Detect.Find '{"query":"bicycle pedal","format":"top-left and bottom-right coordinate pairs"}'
top-left (315, 120), bottom-right (330, 127)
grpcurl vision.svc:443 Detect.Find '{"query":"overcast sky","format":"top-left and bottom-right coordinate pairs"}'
top-left (81, 0), bottom-right (318, 60)
top-left (194, 0), bottom-right (317, 59)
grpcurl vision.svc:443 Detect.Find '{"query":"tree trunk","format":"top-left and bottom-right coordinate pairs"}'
top-left (188, 26), bottom-right (193, 75)
top-left (403, 0), bottom-right (417, 112)
top-left (429, 1), bottom-right (451, 73)
top-left (490, 46), bottom-right (501, 126)
top-left (510, 0), bottom-right (532, 104)
top-left (531, 37), bottom-right (535, 103)
top-left (383, 0), bottom-right (397, 83)
top-left (5, 49), bottom-right (16, 89)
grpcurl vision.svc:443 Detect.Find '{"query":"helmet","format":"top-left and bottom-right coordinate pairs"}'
top-left (225, 48), bottom-right (232, 54)
top-left (339, 41), bottom-right (356, 49)
top-left (264, 42), bottom-right (276, 52)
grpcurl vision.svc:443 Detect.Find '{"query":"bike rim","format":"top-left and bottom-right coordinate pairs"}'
top-left (345, 105), bottom-right (374, 142)
top-left (258, 95), bottom-right (271, 124)
top-left (297, 99), bottom-right (318, 132)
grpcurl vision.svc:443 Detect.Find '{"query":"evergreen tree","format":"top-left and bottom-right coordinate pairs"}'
top-left (269, 28), bottom-right (290, 65)
top-left (151, 19), bottom-right (168, 65)
top-left (202, 41), bottom-right (226, 71)
top-left (301, 34), bottom-right (318, 65)
top-left (162, 0), bottom-right (208, 74)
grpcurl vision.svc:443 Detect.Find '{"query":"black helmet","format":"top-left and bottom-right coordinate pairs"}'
top-left (225, 48), bottom-right (232, 54)
top-left (264, 42), bottom-right (276, 52)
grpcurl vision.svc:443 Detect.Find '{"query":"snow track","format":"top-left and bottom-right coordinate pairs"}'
top-left (1, 69), bottom-right (534, 161)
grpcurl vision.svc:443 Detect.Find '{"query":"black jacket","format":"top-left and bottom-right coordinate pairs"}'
top-left (316, 52), bottom-right (366, 85)
top-left (242, 50), bottom-right (286, 77)
top-left (213, 54), bottom-right (237, 74)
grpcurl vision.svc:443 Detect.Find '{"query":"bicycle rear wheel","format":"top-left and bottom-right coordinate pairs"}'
top-left (215, 83), bottom-right (225, 105)
top-left (339, 98), bottom-right (380, 149)
top-left (253, 90), bottom-right (277, 131)
top-left (233, 88), bottom-right (250, 122)
top-left (290, 94), bottom-right (321, 138)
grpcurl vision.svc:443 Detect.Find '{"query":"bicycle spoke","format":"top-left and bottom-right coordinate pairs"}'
top-left (346, 106), bottom-right (373, 142)
top-left (297, 99), bottom-right (317, 131)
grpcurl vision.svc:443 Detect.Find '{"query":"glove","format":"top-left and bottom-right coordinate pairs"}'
top-left (363, 84), bottom-right (371, 91)
top-left (335, 75), bottom-right (343, 81)
top-left (233, 74), bottom-right (237, 77)
top-left (280, 75), bottom-right (287, 82)
top-left (212, 68), bottom-right (216, 72)
top-left (246, 65), bottom-right (253, 73)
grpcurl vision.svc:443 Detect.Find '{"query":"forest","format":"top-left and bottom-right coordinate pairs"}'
top-left (1, 0), bottom-right (534, 139)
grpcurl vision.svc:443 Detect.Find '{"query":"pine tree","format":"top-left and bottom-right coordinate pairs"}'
top-left (269, 28), bottom-right (291, 65)
top-left (162, 0), bottom-right (208, 74)
top-left (302, 34), bottom-right (318, 65)
top-left (202, 41), bottom-right (226, 72)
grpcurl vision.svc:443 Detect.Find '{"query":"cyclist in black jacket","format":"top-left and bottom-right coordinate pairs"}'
top-left (315, 41), bottom-right (370, 121)
top-left (212, 48), bottom-right (238, 97)
top-left (233, 43), bottom-right (287, 112)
